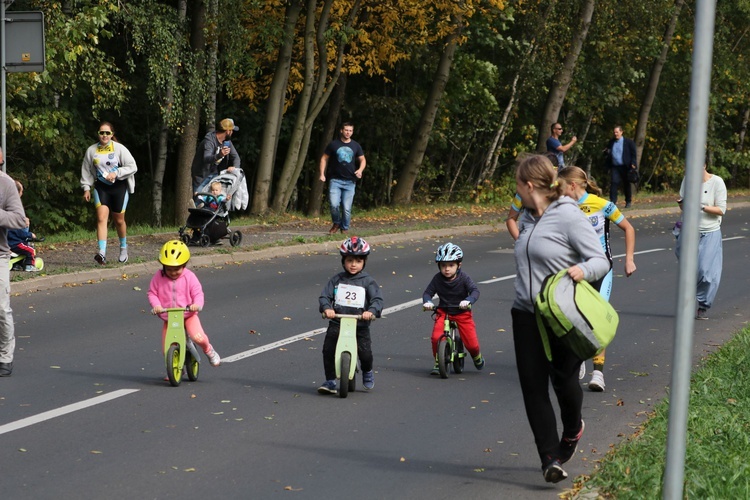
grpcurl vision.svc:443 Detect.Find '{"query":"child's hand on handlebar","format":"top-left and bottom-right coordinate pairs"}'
top-left (459, 300), bottom-right (471, 310)
top-left (423, 301), bottom-right (435, 311)
top-left (187, 304), bottom-right (201, 312)
top-left (323, 309), bottom-right (336, 319)
top-left (151, 306), bottom-right (164, 315)
top-left (361, 311), bottom-right (374, 321)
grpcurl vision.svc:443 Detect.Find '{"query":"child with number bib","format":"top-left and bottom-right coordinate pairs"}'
top-left (318, 237), bottom-right (383, 394)
top-left (422, 242), bottom-right (484, 374)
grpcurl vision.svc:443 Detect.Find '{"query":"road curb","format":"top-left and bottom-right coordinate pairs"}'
top-left (10, 223), bottom-right (502, 295)
top-left (13, 200), bottom-right (749, 296)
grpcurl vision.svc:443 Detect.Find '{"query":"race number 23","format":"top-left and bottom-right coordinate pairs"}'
top-left (335, 283), bottom-right (366, 309)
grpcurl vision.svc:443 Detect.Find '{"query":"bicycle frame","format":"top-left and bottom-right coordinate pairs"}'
top-left (431, 307), bottom-right (468, 379)
top-left (163, 307), bottom-right (201, 386)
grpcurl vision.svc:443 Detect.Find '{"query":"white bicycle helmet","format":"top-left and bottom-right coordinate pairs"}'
top-left (435, 242), bottom-right (463, 263)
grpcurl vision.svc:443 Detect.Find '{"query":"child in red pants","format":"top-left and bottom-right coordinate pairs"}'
top-left (422, 242), bottom-right (484, 374)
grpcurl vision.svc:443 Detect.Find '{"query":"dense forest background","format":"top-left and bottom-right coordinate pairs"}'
top-left (6, 0), bottom-right (750, 233)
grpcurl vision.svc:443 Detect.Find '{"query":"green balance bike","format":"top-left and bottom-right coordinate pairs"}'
top-left (328, 313), bottom-right (362, 398)
top-left (162, 307), bottom-right (201, 387)
top-left (428, 306), bottom-right (469, 379)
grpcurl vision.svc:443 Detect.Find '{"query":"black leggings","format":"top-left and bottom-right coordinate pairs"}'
top-left (511, 308), bottom-right (583, 466)
top-left (322, 323), bottom-right (373, 381)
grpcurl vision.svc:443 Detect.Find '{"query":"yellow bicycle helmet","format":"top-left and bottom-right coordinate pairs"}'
top-left (159, 240), bottom-right (190, 266)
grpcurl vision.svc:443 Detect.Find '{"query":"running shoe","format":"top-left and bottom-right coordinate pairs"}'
top-left (696, 308), bottom-right (708, 320)
top-left (119, 247), bottom-right (128, 263)
top-left (430, 363), bottom-right (440, 376)
top-left (317, 380), bottom-right (337, 394)
top-left (363, 370), bottom-right (374, 389)
top-left (559, 420), bottom-right (585, 464)
top-left (589, 370), bottom-right (605, 392)
top-left (542, 459), bottom-right (568, 483)
top-left (94, 253), bottom-right (106, 265)
top-left (579, 362), bottom-right (586, 380)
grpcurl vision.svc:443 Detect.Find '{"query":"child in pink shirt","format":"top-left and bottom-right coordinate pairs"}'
top-left (148, 240), bottom-right (221, 366)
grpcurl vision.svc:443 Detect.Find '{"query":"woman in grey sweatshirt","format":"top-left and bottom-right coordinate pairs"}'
top-left (511, 154), bottom-right (610, 484)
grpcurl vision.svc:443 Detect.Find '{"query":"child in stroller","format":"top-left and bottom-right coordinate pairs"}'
top-left (180, 171), bottom-right (243, 247)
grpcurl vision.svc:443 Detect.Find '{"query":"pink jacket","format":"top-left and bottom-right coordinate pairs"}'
top-left (147, 268), bottom-right (205, 321)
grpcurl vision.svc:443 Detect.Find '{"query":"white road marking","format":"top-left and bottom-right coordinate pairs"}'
top-left (223, 299), bottom-right (425, 363)
top-left (0, 389), bottom-right (139, 436)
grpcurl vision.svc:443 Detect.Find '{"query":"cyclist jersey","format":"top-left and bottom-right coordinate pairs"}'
top-left (575, 192), bottom-right (624, 264)
top-left (92, 142), bottom-right (120, 185)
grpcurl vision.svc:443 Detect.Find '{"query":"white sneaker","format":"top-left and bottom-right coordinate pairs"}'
top-left (207, 349), bottom-right (221, 367)
top-left (118, 247), bottom-right (128, 263)
top-left (578, 362), bottom-right (586, 380)
top-left (589, 370), bottom-right (605, 392)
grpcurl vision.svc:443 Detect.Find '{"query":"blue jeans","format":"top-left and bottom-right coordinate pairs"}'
top-left (328, 178), bottom-right (356, 230)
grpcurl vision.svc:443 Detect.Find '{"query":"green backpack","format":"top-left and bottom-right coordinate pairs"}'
top-left (534, 269), bottom-right (619, 361)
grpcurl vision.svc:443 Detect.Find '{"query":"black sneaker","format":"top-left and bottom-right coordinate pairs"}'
top-left (94, 253), bottom-right (107, 265)
top-left (696, 308), bottom-right (708, 320)
top-left (559, 420), bottom-right (585, 464)
top-left (542, 459), bottom-right (568, 483)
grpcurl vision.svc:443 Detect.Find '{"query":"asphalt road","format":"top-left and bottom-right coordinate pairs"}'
top-left (1, 207), bottom-right (748, 499)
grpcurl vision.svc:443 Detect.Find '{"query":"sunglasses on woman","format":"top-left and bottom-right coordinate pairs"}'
top-left (98, 131), bottom-right (113, 136)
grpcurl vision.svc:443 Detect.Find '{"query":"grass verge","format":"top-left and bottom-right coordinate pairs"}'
top-left (573, 326), bottom-right (750, 499)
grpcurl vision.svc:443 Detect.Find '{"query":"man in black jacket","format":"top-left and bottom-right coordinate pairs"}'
top-left (603, 125), bottom-right (637, 207)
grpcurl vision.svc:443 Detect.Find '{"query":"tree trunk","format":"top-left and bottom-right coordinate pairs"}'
top-left (536, 0), bottom-right (596, 152)
top-left (734, 107), bottom-right (749, 188)
top-left (205, 0), bottom-right (218, 131)
top-left (392, 26), bottom-right (460, 205)
top-left (152, 1), bottom-right (187, 227)
top-left (634, 0), bottom-right (685, 167)
top-left (251, 0), bottom-right (303, 215)
top-left (174, 0), bottom-right (206, 225)
top-left (271, 0), bottom-right (320, 213)
top-left (271, 0), bottom-right (361, 212)
top-left (307, 74), bottom-right (347, 217)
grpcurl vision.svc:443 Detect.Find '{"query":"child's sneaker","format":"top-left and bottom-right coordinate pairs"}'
top-left (473, 353), bottom-right (485, 370)
top-left (430, 363), bottom-right (440, 375)
top-left (118, 247), bottom-right (128, 263)
top-left (25, 265), bottom-right (39, 272)
top-left (588, 370), bottom-right (605, 392)
top-left (207, 349), bottom-right (221, 367)
top-left (317, 380), bottom-right (337, 394)
top-left (363, 370), bottom-right (374, 389)
top-left (94, 253), bottom-right (106, 265)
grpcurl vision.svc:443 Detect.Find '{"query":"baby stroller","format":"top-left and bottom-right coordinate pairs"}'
top-left (179, 170), bottom-right (243, 247)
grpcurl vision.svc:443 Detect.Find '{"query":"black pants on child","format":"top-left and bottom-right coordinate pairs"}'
top-left (322, 323), bottom-right (373, 381)
top-left (511, 308), bottom-right (583, 467)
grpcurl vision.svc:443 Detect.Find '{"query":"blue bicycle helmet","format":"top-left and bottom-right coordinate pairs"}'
top-left (435, 242), bottom-right (463, 263)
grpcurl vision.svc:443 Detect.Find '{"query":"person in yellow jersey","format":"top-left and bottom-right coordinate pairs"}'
top-left (557, 166), bottom-right (636, 392)
top-left (81, 121), bottom-right (138, 265)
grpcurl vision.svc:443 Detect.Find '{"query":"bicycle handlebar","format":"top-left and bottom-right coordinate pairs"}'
top-left (322, 313), bottom-right (364, 320)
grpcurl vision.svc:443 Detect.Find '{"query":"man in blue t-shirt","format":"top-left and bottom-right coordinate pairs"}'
top-left (545, 122), bottom-right (577, 170)
top-left (319, 122), bottom-right (367, 234)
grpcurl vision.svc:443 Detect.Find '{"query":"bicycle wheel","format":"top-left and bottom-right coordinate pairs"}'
top-left (166, 344), bottom-right (182, 386)
top-left (339, 352), bottom-right (351, 398)
top-left (185, 351), bottom-right (199, 382)
top-left (452, 328), bottom-right (465, 374)
top-left (437, 337), bottom-right (451, 379)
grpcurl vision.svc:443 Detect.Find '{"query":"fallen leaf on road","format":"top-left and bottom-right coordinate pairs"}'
top-left (284, 486), bottom-right (303, 491)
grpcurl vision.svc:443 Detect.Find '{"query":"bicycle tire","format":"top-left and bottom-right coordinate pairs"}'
top-left (166, 344), bottom-right (182, 387)
top-left (185, 351), bottom-right (199, 382)
top-left (452, 326), bottom-right (465, 374)
top-left (339, 352), bottom-right (351, 398)
top-left (437, 337), bottom-right (451, 379)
